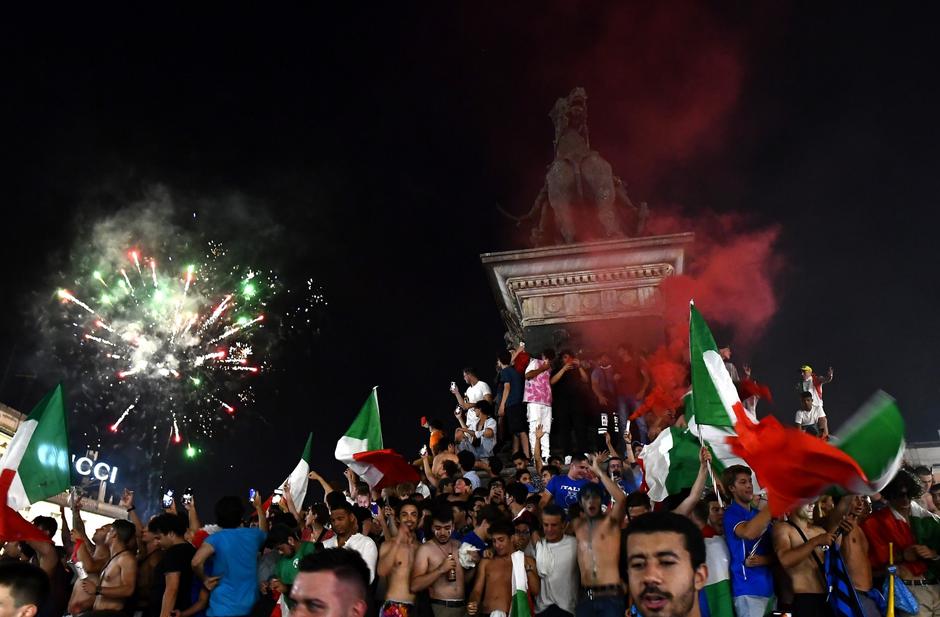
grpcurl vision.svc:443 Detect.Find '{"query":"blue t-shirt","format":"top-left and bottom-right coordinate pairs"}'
top-left (205, 527), bottom-right (267, 616)
top-left (545, 475), bottom-right (594, 509)
top-left (722, 502), bottom-right (773, 598)
top-left (499, 366), bottom-right (525, 406)
top-left (461, 530), bottom-right (487, 551)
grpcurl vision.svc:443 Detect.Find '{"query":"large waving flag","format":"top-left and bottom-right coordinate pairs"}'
top-left (335, 388), bottom-right (418, 489)
top-left (685, 305), bottom-right (755, 487)
top-left (0, 385), bottom-right (71, 542)
top-left (833, 392), bottom-right (904, 494)
top-left (687, 304), bottom-right (905, 516)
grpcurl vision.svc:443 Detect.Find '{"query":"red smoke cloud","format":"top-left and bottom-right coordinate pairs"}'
top-left (631, 210), bottom-right (782, 419)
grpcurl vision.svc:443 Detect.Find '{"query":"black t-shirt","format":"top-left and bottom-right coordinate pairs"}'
top-left (149, 542), bottom-right (197, 617)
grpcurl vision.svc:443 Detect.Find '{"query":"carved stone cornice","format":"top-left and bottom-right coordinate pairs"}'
top-left (481, 234), bottom-right (692, 329)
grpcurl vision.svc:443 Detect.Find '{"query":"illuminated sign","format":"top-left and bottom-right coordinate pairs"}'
top-left (70, 455), bottom-right (118, 483)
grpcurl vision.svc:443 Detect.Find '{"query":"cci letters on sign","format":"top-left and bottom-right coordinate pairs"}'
top-left (71, 455), bottom-right (119, 483)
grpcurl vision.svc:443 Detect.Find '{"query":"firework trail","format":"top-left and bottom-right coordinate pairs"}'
top-left (55, 246), bottom-right (278, 446)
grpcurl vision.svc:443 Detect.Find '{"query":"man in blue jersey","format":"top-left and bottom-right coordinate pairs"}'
top-left (721, 465), bottom-right (774, 617)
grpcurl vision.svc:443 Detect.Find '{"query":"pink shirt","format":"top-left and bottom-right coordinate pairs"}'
top-left (523, 358), bottom-right (552, 405)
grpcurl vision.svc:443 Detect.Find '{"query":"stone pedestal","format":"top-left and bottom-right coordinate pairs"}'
top-left (480, 233), bottom-right (693, 353)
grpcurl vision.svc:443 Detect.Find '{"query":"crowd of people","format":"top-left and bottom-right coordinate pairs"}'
top-left (1, 342), bottom-right (939, 617)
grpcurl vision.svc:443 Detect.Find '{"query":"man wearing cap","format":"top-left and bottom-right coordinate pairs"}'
top-left (797, 365), bottom-right (833, 434)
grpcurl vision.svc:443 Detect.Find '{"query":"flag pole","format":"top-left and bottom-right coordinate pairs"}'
top-left (887, 542), bottom-right (895, 617)
top-left (697, 431), bottom-right (724, 508)
top-left (689, 299), bottom-right (724, 508)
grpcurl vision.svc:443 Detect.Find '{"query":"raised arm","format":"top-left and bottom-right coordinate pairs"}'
top-left (59, 504), bottom-right (73, 555)
top-left (118, 489), bottom-right (143, 536)
top-left (184, 495), bottom-right (202, 533)
top-left (734, 503), bottom-right (773, 541)
top-left (307, 470), bottom-right (334, 498)
top-left (421, 453), bottom-right (440, 488)
top-left (591, 451), bottom-right (627, 522)
top-left (252, 491), bottom-right (269, 533)
top-left (673, 448), bottom-right (710, 517)
top-left (280, 483), bottom-right (302, 526)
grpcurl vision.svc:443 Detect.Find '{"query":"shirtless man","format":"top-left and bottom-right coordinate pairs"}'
top-left (468, 520), bottom-right (539, 616)
top-left (838, 496), bottom-right (879, 617)
top-left (79, 519), bottom-right (138, 611)
top-left (772, 502), bottom-right (835, 617)
top-left (411, 505), bottom-right (467, 617)
top-left (67, 520), bottom-right (112, 614)
top-left (379, 500), bottom-right (421, 617)
top-left (572, 451), bottom-right (628, 617)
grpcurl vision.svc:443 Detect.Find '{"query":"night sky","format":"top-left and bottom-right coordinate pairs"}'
top-left (4, 4), bottom-right (939, 508)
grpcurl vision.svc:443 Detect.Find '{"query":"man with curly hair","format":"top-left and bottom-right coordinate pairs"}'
top-left (862, 468), bottom-right (940, 617)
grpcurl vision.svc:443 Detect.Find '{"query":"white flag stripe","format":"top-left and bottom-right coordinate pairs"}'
top-left (335, 435), bottom-right (369, 463)
top-left (0, 419), bottom-right (38, 472)
top-left (704, 537), bottom-right (731, 585)
top-left (639, 429), bottom-right (676, 502)
top-left (511, 550), bottom-right (528, 593)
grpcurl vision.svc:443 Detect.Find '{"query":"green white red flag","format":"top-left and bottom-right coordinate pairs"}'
top-left (640, 426), bottom-right (724, 503)
top-left (335, 388), bottom-right (418, 489)
top-left (275, 432), bottom-right (313, 508)
top-left (0, 384), bottom-right (71, 542)
top-left (687, 303), bottom-right (906, 515)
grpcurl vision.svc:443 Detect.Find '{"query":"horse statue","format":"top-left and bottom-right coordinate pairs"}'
top-left (500, 88), bottom-right (649, 246)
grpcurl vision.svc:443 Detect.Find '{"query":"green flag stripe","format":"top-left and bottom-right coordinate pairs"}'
top-left (17, 385), bottom-right (70, 504)
top-left (835, 391), bottom-right (905, 491)
top-left (345, 388), bottom-right (383, 449)
top-left (690, 305), bottom-right (733, 427)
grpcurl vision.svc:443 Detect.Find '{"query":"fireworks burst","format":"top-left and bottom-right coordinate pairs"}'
top-left (54, 243), bottom-right (289, 446)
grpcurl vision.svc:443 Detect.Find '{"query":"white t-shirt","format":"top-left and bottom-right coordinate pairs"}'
top-left (322, 533), bottom-right (378, 582)
top-left (795, 406), bottom-right (826, 427)
top-left (534, 536), bottom-right (579, 615)
top-left (465, 380), bottom-right (492, 403)
top-left (464, 381), bottom-right (492, 431)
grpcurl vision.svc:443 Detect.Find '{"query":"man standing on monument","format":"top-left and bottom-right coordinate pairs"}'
top-left (551, 350), bottom-right (590, 455)
top-left (498, 350), bottom-right (530, 461)
top-left (798, 365), bottom-right (833, 434)
top-left (795, 391), bottom-right (828, 439)
top-left (525, 349), bottom-right (555, 465)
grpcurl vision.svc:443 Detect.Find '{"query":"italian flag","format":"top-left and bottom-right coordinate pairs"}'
top-left (688, 303), bottom-right (905, 516)
top-left (0, 384), bottom-right (71, 542)
top-left (509, 550), bottom-right (534, 617)
top-left (640, 426), bottom-right (723, 503)
top-left (832, 391), bottom-right (905, 494)
top-left (685, 304), bottom-right (756, 490)
top-left (701, 537), bottom-right (734, 617)
top-left (276, 432), bottom-right (313, 508)
top-left (334, 388), bottom-right (419, 490)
